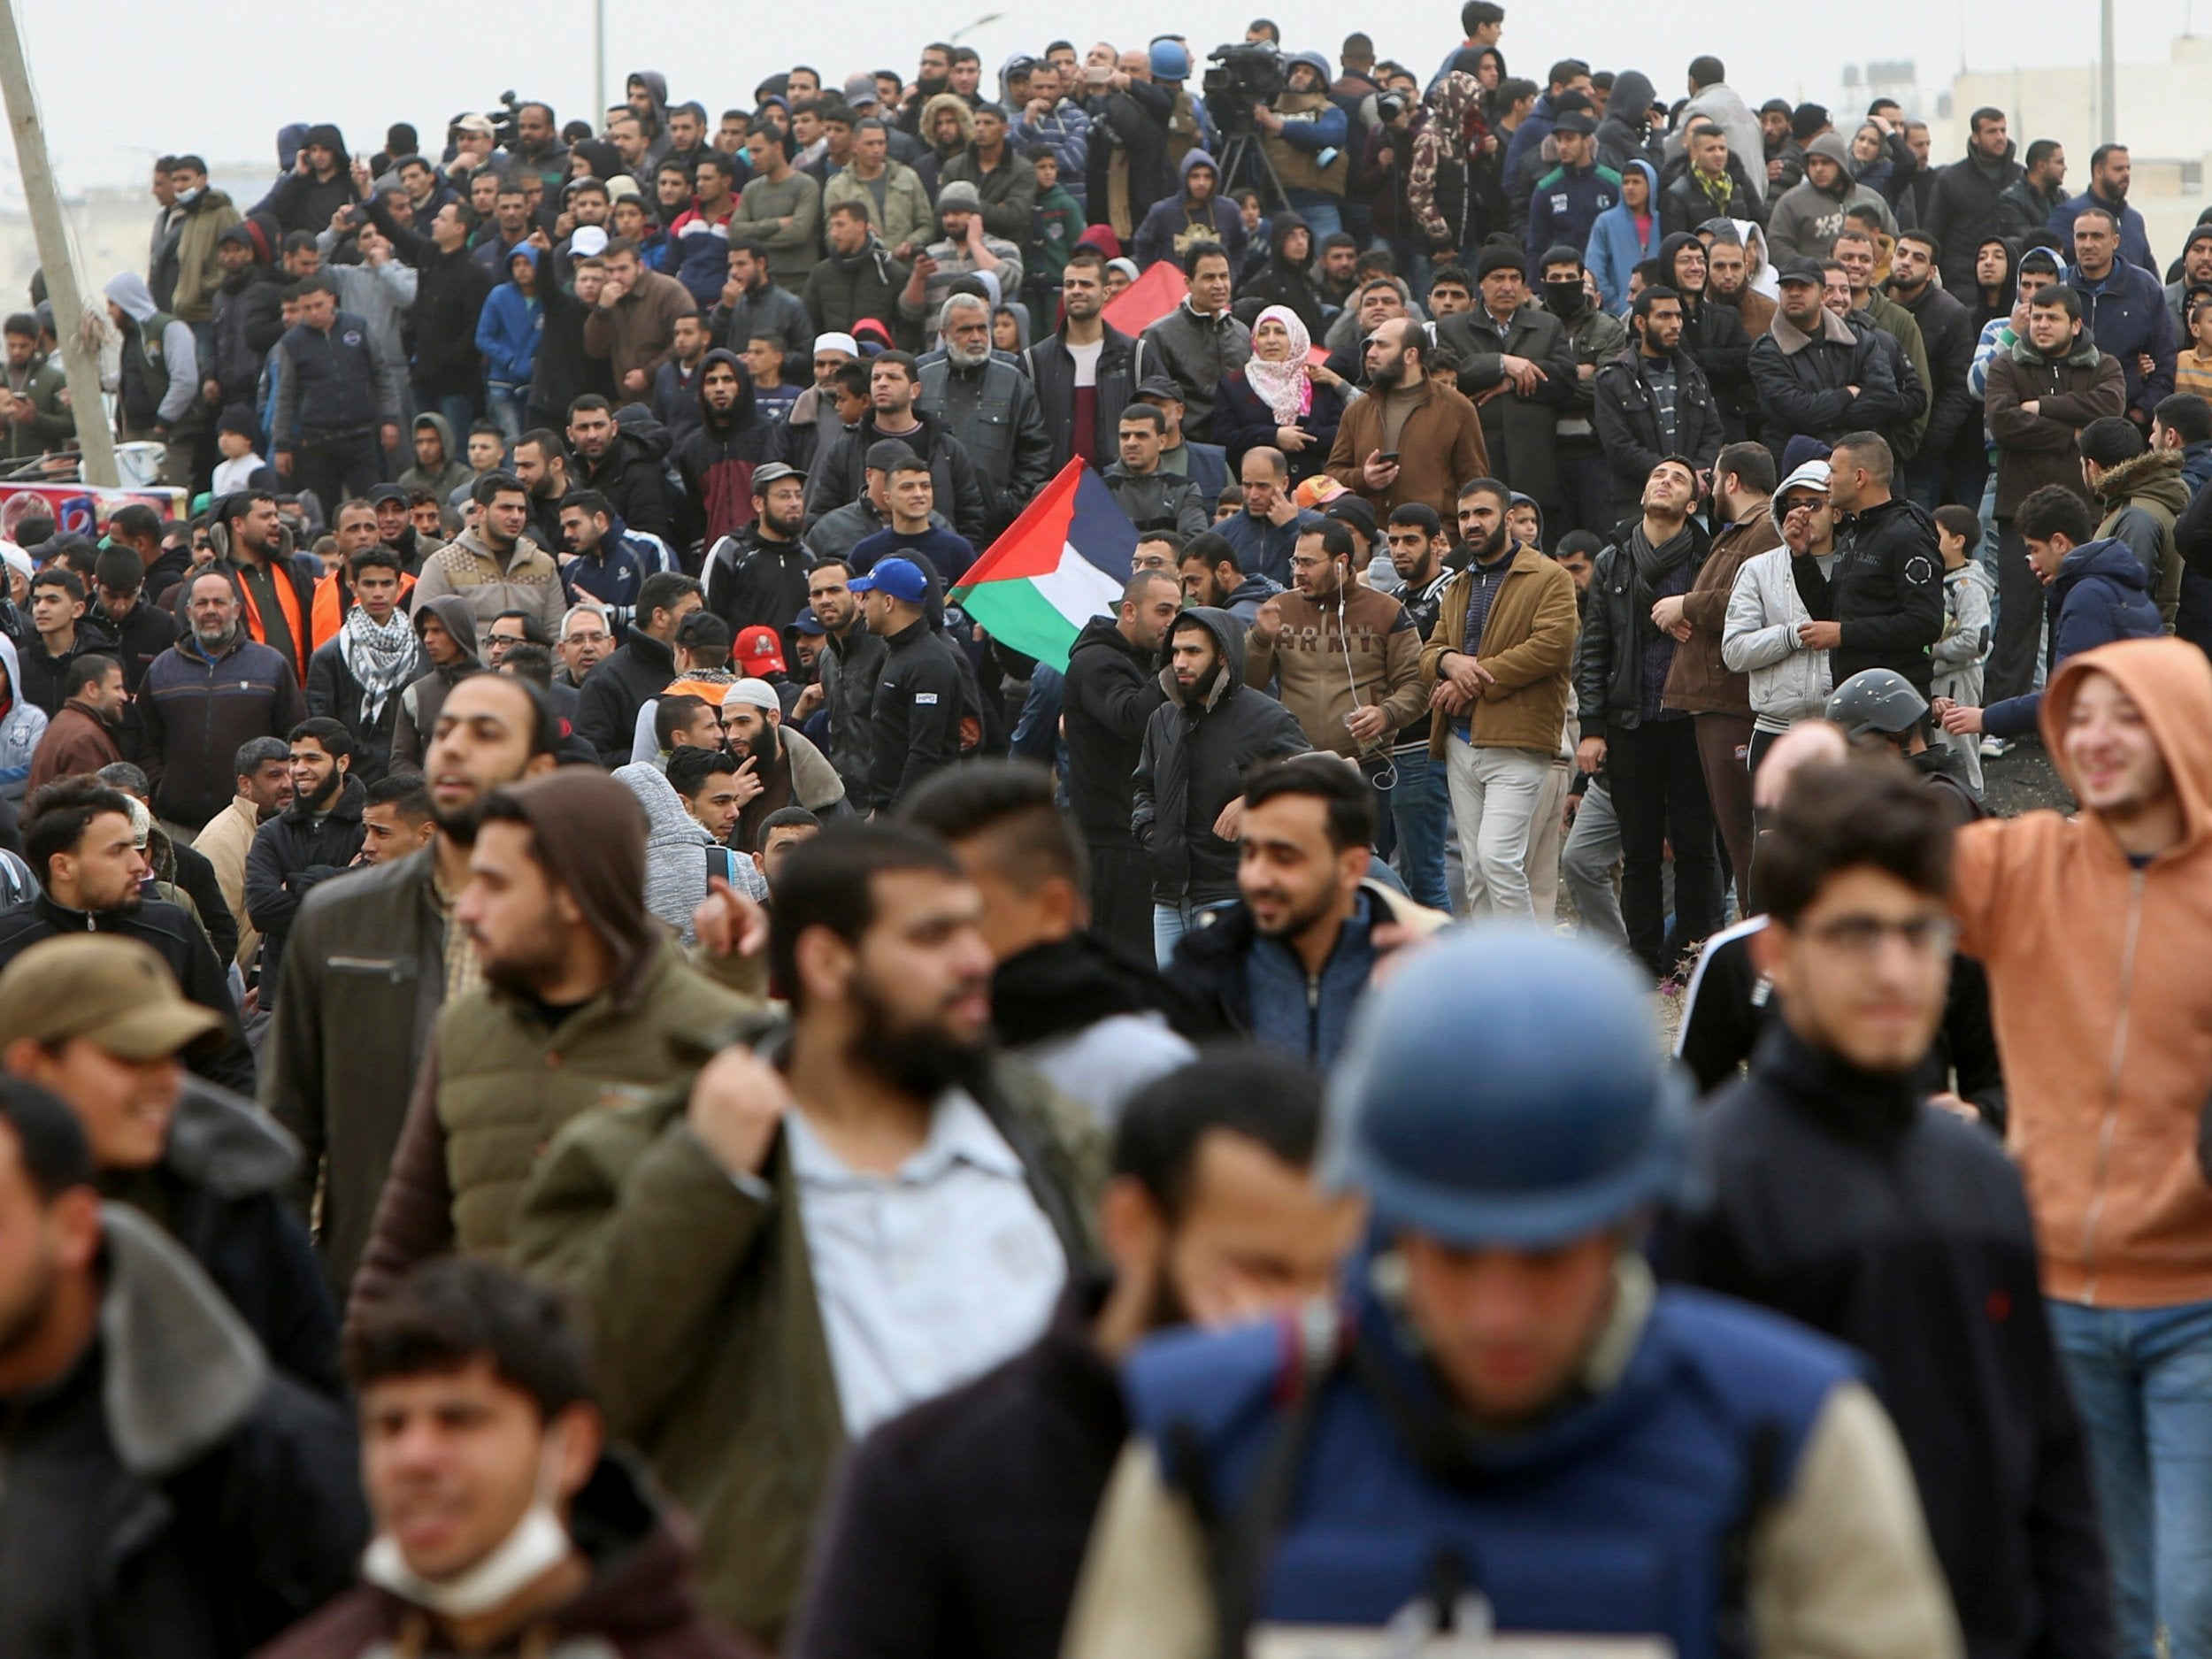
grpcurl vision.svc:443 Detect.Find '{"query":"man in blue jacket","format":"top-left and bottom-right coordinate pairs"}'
top-left (1936, 484), bottom-right (2161, 744)
top-left (2048, 144), bottom-right (2158, 276)
top-left (269, 278), bottom-right (399, 513)
top-left (1062, 926), bottom-right (1962, 1659)
top-left (2064, 205), bottom-right (2177, 431)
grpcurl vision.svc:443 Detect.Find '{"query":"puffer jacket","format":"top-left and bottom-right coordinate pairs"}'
top-left (0, 634), bottom-right (49, 800)
top-left (1982, 538), bottom-right (2164, 739)
top-left (613, 761), bottom-right (722, 944)
top-left (2091, 446), bottom-right (2190, 631)
top-left (472, 244), bottom-right (545, 388)
top-left (1133, 608), bottom-right (1310, 907)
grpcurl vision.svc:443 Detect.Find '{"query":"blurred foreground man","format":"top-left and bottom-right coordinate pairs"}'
top-left (0, 1079), bottom-right (365, 1656)
top-left (795, 1050), bottom-right (1361, 1659)
top-left (512, 823), bottom-right (1103, 1646)
top-left (258, 1258), bottom-right (749, 1659)
top-left (1064, 927), bottom-right (1961, 1659)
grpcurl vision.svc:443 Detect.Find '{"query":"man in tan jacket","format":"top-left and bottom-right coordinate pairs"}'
top-left (1245, 518), bottom-right (1425, 767)
top-left (1420, 477), bottom-right (1579, 917)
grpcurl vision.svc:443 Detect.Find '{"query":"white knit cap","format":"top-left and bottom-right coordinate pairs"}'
top-left (721, 678), bottom-right (780, 713)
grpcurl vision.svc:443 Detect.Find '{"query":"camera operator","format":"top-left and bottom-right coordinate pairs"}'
top-left (1083, 44), bottom-right (1179, 242)
top-left (1248, 50), bottom-right (1349, 239)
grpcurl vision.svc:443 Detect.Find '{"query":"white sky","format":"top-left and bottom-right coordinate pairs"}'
top-left (11, 0), bottom-right (2204, 192)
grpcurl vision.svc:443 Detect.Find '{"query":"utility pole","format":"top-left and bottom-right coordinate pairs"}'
top-left (593, 0), bottom-right (606, 127)
top-left (0, 0), bottom-right (115, 486)
top-left (2100, 0), bottom-right (2116, 146)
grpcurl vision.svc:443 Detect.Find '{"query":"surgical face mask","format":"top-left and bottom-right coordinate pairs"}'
top-left (361, 1425), bottom-right (575, 1620)
top-left (173, 185), bottom-right (204, 206)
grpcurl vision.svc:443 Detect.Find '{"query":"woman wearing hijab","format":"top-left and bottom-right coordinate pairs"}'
top-left (1212, 304), bottom-right (1347, 482)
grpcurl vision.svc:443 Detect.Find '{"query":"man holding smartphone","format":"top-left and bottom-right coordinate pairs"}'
top-left (1325, 316), bottom-right (1489, 521)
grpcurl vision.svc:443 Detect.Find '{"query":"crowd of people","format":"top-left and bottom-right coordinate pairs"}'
top-left (3, 6), bottom-right (2212, 1658)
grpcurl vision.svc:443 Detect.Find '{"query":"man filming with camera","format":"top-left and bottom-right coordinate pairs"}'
top-left (1221, 47), bottom-right (1349, 238)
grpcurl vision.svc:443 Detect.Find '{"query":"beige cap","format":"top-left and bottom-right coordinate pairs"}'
top-left (0, 935), bottom-right (224, 1060)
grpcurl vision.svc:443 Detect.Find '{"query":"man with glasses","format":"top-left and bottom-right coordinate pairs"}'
top-left (1669, 755), bottom-right (2108, 1659)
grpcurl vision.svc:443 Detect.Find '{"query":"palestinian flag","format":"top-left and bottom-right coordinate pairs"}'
top-left (952, 461), bottom-right (1136, 672)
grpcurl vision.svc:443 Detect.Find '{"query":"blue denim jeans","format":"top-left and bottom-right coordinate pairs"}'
top-left (1153, 899), bottom-right (1237, 971)
top-left (1291, 200), bottom-right (1344, 242)
top-left (1387, 744), bottom-right (1453, 912)
top-left (2049, 1297), bottom-right (2212, 1659)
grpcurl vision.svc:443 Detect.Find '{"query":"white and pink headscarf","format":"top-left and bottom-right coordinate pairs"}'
top-left (1245, 304), bottom-right (1315, 425)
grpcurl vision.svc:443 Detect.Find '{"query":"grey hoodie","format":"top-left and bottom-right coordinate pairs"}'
top-left (0, 631), bottom-right (50, 799)
top-left (104, 271), bottom-right (200, 424)
top-left (613, 759), bottom-right (721, 943)
top-left (1764, 132), bottom-right (1897, 265)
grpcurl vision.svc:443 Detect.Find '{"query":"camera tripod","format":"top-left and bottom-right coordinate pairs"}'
top-left (1216, 131), bottom-right (1293, 214)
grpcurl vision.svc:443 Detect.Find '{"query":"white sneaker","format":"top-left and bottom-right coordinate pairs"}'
top-left (1978, 736), bottom-right (2012, 758)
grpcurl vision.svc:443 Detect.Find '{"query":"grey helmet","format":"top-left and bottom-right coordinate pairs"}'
top-left (1824, 667), bottom-right (1928, 739)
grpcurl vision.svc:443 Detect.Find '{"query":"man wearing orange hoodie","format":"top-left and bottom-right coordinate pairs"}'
top-left (1761, 636), bottom-right (2212, 1659)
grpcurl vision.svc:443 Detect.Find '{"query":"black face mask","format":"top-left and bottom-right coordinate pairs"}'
top-left (1541, 280), bottom-right (1586, 319)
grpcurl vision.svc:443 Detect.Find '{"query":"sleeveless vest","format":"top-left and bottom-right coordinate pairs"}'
top-left (1261, 92), bottom-right (1350, 197)
top-left (119, 310), bottom-right (183, 429)
top-left (1126, 1281), bottom-right (1858, 1659)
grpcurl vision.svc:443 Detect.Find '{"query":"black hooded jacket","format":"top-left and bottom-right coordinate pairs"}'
top-left (1667, 1022), bottom-right (2113, 1659)
top-left (578, 411), bottom-right (675, 541)
top-left (1063, 613), bottom-right (1169, 847)
top-left (1235, 212), bottom-right (1330, 339)
top-left (251, 123), bottom-right (360, 234)
top-left (1132, 608), bottom-right (1310, 906)
top-left (242, 772), bottom-right (369, 1003)
top-left (672, 349), bottom-right (788, 555)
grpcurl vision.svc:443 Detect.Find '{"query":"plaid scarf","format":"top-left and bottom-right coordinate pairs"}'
top-left (338, 603), bottom-right (419, 728)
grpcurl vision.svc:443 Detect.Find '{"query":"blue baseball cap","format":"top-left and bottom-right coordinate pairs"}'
top-left (847, 557), bottom-right (931, 603)
top-left (792, 605), bottom-right (826, 636)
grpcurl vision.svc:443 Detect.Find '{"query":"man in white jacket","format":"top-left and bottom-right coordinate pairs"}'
top-left (1722, 457), bottom-right (1836, 778)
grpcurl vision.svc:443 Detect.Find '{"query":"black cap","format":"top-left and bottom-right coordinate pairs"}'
top-left (865, 438), bottom-right (918, 472)
top-left (1759, 97), bottom-right (1793, 118)
top-left (1775, 257), bottom-right (1825, 287)
top-left (1134, 375), bottom-right (1186, 403)
top-left (1553, 111), bottom-right (1596, 136)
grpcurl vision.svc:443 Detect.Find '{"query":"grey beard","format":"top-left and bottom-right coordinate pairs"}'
top-left (945, 340), bottom-right (993, 368)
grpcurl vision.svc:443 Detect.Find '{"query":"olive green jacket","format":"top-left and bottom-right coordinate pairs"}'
top-left (347, 939), bottom-right (753, 1317)
top-left (510, 1012), bottom-right (1106, 1646)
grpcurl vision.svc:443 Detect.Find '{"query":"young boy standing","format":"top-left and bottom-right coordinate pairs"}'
top-left (1930, 503), bottom-right (1992, 788)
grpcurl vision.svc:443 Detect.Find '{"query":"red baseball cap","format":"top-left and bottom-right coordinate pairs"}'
top-left (735, 625), bottom-right (787, 677)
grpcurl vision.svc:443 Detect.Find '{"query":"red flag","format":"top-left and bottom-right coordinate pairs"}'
top-left (1102, 260), bottom-right (1187, 336)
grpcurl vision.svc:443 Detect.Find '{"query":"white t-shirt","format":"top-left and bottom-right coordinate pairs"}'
top-left (1065, 337), bottom-right (1105, 388)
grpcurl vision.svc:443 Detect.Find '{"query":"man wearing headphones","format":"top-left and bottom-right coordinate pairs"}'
top-left (1246, 518), bottom-right (1425, 786)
